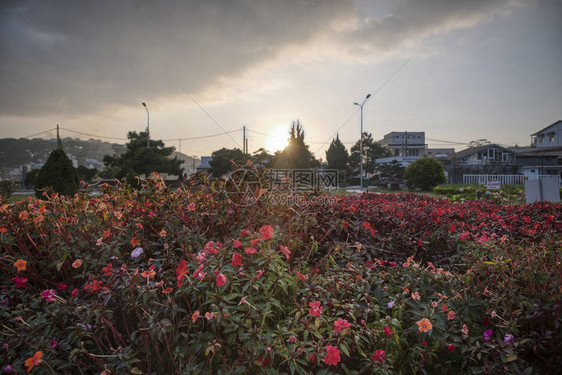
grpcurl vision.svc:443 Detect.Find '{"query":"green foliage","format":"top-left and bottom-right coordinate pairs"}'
top-left (34, 148), bottom-right (79, 198)
top-left (24, 168), bottom-right (41, 189)
top-left (325, 134), bottom-right (349, 171)
top-left (209, 148), bottom-right (248, 177)
top-left (1, 178), bottom-right (560, 374)
top-left (404, 157), bottom-right (446, 190)
top-left (0, 180), bottom-right (17, 199)
top-left (101, 131), bottom-right (183, 184)
top-left (349, 133), bottom-right (391, 177)
top-left (76, 165), bottom-right (98, 182)
top-left (275, 121), bottom-right (320, 169)
top-left (375, 160), bottom-right (406, 182)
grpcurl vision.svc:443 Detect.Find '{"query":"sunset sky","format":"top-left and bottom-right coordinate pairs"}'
top-left (1, 0), bottom-right (561, 158)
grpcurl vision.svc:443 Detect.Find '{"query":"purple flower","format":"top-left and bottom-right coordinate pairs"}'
top-left (3, 365), bottom-right (13, 373)
top-left (504, 334), bottom-right (514, 343)
top-left (49, 339), bottom-right (57, 349)
top-left (131, 247), bottom-right (144, 258)
top-left (483, 329), bottom-right (493, 342)
top-left (388, 301), bottom-right (395, 309)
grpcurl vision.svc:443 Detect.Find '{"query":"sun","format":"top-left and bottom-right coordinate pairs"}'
top-left (265, 126), bottom-right (289, 153)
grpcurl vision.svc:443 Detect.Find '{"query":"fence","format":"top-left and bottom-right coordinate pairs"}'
top-left (463, 174), bottom-right (561, 186)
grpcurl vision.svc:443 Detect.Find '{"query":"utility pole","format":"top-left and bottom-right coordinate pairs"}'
top-left (354, 94), bottom-right (371, 191)
top-left (142, 102), bottom-right (150, 148)
top-left (243, 125), bottom-right (246, 154)
top-left (178, 138), bottom-right (181, 153)
top-left (56, 124), bottom-right (62, 149)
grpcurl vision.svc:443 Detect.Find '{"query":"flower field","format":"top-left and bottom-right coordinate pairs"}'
top-left (1, 176), bottom-right (561, 374)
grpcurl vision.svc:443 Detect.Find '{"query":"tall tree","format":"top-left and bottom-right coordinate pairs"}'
top-left (348, 132), bottom-right (390, 177)
top-left (325, 134), bottom-right (349, 171)
top-left (252, 148), bottom-right (275, 169)
top-left (35, 148), bottom-right (79, 198)
top-left (208, 148), bottom-right (247, 177)
top-left (101, 131), bottom-right (183, 184)
top-left (275, 121), bottom-right (320, 169)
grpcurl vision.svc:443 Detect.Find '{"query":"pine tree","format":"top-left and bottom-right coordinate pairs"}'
top-left (348, 132), bottom-right (390, 177)
top-left (325, 134), bottom-right (349, 171)
top-left (275, 121), bottom-right (320, 169)
top-left (35, 148), bottom-right (79, 198)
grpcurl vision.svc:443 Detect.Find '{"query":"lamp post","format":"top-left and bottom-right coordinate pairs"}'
top-left (142, 102), bottom-right (150, 147)
top-left (354, 93), bottom-right (371, 191)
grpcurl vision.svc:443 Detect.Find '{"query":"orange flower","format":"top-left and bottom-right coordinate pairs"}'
top-left (130, 237), bottom-right (140, 247)
top-left (162, 287), bottom-right (173, 294)
top-left (187, 202), bottom-right (196, 211)
top-left (72, 259), bottom-right (82, 268)
top-left (416, 318), bottom-right (433, 333)
top-left (441, 304), bottom-right (448, 311)
top-left (141, 269), bottom-right (156, 279)
top-left (24, 351), bottom-right (42, 372)
top-left (447, 310), bottom-right (455, 320)
top-left (14, 259), bottom-right (27, 272)
top-left (191, 310), bottom-right (200, 323)
top-left (19, 211), bottom-right (30, 220)
top-left (411, 292), bottom-right (421, 300)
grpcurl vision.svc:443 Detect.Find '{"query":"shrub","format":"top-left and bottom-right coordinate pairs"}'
top-left (0, 180), bottom-right (17, 200)
top-left (404, 158), bottom-right (446, 191)
top-left (34, 148), bottom-right (79, 198)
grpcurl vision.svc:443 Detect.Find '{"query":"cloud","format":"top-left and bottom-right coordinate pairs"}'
top-left (0, 0), bottom-right (521, 118)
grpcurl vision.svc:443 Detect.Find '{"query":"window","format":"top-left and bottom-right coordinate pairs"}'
top-left (548, 133), bottom-right (555, 142)
top-left (539, 135), bottom-right (544, 143)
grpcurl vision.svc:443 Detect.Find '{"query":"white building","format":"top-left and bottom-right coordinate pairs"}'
top-left (531, 120), bottom-right (562, 148)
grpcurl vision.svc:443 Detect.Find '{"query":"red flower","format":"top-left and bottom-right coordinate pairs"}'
top-left (12, 276), bottom-right (28, 289)
top-left (371, 349), bottom-right (386, 363)
top-left (384, 326), bottom-right (393, 337)
top-left (363, 221), bottom-right (371, 230)
top-left (255, 270), bottom-right (263, 279)
top-left (259, 225), bottom-right (274, 240)
top-left (84, 280), bottom-right (103, 293)
top-left (324, 346), bottom-right (341, 366)
top-left (333, 318), bottom-right (351, 333)
top-left (56, 283), bottom-right (68, 291)
top-left (447, 344), bottom-right (455, 352)
top-left (41, 289), bottom-right (56, 302)
top-left (24, 351), bottom-right (42, 372)
top-left (245, 246), bottom-right (257, 255)
top-left (102, 263), bottom-right (113, 277)
top-left (308, 301), bottom-right (322, 317)
top-left (297, 271), bottom-right (308, 283)
top-left (233, 240), bottom-right (242, 248)
top-left (176, 260), bottom-right (188, 286)
top-left (216, 272), bottom-right (226, 287)
top-left (280, 245), bottom-right (291, 260)
top-left (232, 253), bottom-right (242, 268)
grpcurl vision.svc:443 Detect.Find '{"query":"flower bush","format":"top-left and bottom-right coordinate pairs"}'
top-left (1, 175), bottom-right (560, 374)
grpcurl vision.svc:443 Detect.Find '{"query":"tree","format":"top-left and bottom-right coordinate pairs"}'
top-left (468, 139), bottom-right (491, 148)
top-left (275, 121), bottom-right (320, 169)
top-left (252, 148), bottom-right (275, 169)
top-left (375, 160), bottom-right (405, 182)
top-left (348, 132), bottom-right (390, 177)
top-left (76, 166), bottom-right (98, 182)
top-left (101, 131), bottom-right (183, 184)
top-left (35, 148), bottom-right (79, 198)
top-left (208, 148), bottom-right (247, 177)
top-left (325, 134), bottom-right (349, 171)
top-left (403, 157), bottom-right (446, 190)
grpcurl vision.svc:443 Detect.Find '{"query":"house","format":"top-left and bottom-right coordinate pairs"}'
top-left (511, 146), bottom-right (562, 179)
top-left (531, 120), bottom-right (562, 148)
top-left (376, 131), bottom-right (453, 165)
top-left (445, 144), bottom-right (518, 183)
top-left (197, 156), bottom-right (212, 174)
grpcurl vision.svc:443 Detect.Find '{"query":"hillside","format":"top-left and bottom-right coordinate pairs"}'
top-left (0, 138), bottom-right (199, 180)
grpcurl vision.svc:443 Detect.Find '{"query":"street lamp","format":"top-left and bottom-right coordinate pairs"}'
top-left (142, 102), bottom-right (150, 147)
top-left (354, 93), bottom-right (371, 191)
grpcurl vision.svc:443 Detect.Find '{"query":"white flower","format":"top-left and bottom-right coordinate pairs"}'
top-left (131, 247), bottom-right (144, 258)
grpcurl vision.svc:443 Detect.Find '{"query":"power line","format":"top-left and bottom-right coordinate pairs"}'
top-left (20, 128), bottom-right (57, 139)
top-left (60, 127), bottom-right (129, 141)
top-left (162, 130), bottom-right (239, 142)
top-left (148, 56), bottom-right (241, 148)
top-left (313, 55), bottom-right (414, 154)
top-left (247, 129), bottom-right (356, 145)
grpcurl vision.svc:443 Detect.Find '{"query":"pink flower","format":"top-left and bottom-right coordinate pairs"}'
top-left (372, 349), bottom-right (386, 363)
top-left (447, 310), bottom-right (455, 320)
top-left (333, 318), bottom-right (351, 333)
top-left (56, 283), bottom-right (68, 291)
top-left (255, 270), bottom-right (263, 279)
top-left (459, 232), bottom-right (470, 241)
top-left (245, 246), bottom-right (257, 255)
top-left (308, 301), bottom-right (322, 317)
top-left (41, 289), bottom-right (56, 302)
top-left (233, 240), bottom-right (242, 248)
top-left (12, 276), bottom-right (28, 289)
top-left (324, 346), bottom-right (341, 366)
top-left (384, 326), bottom-right (393, 337)
top-left (411, 292), bottom-right (421, 300)
top-left (280, 245), bottom-right (291, 260)
top-left (196, 252), bottom-right (206, 263)
top-left (259, 225), bottom-right (274, 240)
top-left (232, 253), bottom-right (242, 268)
top-left (216, 272), bottom-right (226, 287)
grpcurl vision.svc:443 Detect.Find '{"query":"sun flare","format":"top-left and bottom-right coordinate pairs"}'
top-left (265, 126), bottom-right (289, 153)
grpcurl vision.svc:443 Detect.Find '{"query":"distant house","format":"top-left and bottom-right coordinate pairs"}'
top-left (531, 120), bottom-right (562, 148)
top-left (512, 146), bottom-right (562, 178)
top-left (197, 156), bottom-right (212, 174)
top-left (376, 131), bottom-right (453, 166)
top-left (445, 144), bottom-right (518, 183)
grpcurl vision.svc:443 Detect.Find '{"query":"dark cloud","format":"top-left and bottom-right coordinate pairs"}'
top-left (0, 0), bottom-right (521, 117)
top-left (0, 0), bottom-right (354, 116)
